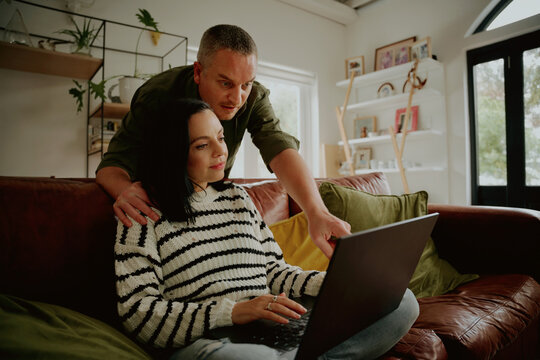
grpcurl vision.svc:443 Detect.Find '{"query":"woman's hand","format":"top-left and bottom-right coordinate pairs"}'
top-left (232, 293), bottom-right (307, 325)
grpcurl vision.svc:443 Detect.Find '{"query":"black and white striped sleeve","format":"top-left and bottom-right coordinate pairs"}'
top-left (239, 191), bottom-right (325, 298)
top-left (114, 216), bottom-right (235, 348)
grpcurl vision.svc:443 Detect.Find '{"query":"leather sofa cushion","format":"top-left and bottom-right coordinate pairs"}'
top-left (415, 274), bottom-right (540, 359)
top-left (0, 177), bottom-right (117, 324)
top-left (384, 328), bottom-right (448, 360)
top-left (239, 180), bottom-right (289, 225)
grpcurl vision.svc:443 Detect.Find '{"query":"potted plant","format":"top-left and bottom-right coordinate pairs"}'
top-left (134, 9), bottom-right (159, 77)
top-left (57, 18), bottom-right (100, 56)
top-left (68, 9), bottom-right (159, 111)
top-left (118, 9), bottom-right (159, 104)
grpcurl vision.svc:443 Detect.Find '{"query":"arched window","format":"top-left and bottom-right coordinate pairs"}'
top-left (473, 0), bottom-right (540, 34)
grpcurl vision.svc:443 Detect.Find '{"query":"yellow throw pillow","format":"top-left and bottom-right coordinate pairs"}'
top-left (269, 212), bottom-right (329, 271)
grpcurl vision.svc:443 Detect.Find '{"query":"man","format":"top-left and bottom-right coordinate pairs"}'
top-left (96, 24), bottom-right (350, 258)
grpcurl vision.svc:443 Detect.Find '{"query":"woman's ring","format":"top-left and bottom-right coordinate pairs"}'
top-left (266, 302), bottom-right (272, 311)
top-left (272, 295), bottom-right (278, 303)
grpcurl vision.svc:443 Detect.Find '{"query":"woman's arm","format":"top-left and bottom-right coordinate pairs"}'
top-left (114, 216), bottom-right (234, 348)
top-left (239, 187), bottom-right (325, 297)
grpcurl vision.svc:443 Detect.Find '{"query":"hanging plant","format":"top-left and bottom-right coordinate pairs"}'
top-left (133, 9), bottom-right (159, 77)
top-left (68, 79), bottom-right (107, 113)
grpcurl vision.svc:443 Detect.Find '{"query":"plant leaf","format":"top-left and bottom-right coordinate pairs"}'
top-left (56, 18), bottom-right (99, 51)
top-left (136, 9), bottom-right (159, 32)
top-left (68, 80), bottom-right (86, 113)
top-left (89, 80), bottom-right (106, 101)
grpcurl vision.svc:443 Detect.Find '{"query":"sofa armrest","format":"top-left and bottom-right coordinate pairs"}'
top-left (428, 204), bottom-right (540, 282)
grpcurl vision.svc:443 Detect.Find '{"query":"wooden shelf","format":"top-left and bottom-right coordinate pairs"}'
top-left (0, 41), bottom-right (103, 79)
top-left (91, 103), bottom-right (129, 119)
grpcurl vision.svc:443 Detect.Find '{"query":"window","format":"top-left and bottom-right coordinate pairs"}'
top-left (473, 0), bottom-right (540, 34)
top-left (467, 30), bottom-right (540, 210)
top-left (229, 62), bottom-right (318, 178)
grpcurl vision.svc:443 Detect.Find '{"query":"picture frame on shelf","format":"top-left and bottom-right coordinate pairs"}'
top-left (353, 147), bottom-right (371, 170)
top-left (374, 36), bottom-right (416, 71)
top-left (354, 115), bottom-right (377, 139)
top-left (411, 37), bottom-right (432, 61)
top-left (377, 82), bottom-right (395, 98)
top-left (345, 55), bottom-right (365, 79)
top-left (395, 105), bottom-right (418, 133)
top-left (394, 46), bottom-right (410, 66)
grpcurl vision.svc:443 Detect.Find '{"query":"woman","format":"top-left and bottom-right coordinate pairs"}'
top-left (114, 98), bottom-right (418, 359)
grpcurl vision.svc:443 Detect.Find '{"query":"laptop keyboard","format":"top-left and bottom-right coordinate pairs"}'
top-left (249, 313), bottom-right (310, 351)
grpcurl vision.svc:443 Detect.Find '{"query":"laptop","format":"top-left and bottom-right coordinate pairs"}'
top-left (209, 213), bottom-right (439, 360)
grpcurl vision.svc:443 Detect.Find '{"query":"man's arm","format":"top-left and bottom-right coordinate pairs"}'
top-left (96, 167), bottom-right (159, 227)
top-left (269, 149), bottom-right (351, 258)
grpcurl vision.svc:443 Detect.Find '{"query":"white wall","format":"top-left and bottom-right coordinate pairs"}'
top-left (344, 0), bottom-right (540, 205)
top-left (0, 0), bottom-right (346, 177)
top-left (2, 0), bottom-right (538, 205)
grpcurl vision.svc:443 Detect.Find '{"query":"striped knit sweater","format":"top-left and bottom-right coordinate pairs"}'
top-left (115, 184), bottom-right (325, 348)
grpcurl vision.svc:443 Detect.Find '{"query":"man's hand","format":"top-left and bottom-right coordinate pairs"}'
top-left (232, 293), bottom-right (306, 325)
top-left (307, 210), bottom-right (351, 258)
top-left (269, 149), bottom-right (351, 259)
top-left (96, 167), bottom-right (159, 227)
top-left (114, 181), bottom-right (159, 227)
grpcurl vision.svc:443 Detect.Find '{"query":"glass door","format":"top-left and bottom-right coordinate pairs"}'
top-left (467, 30), bottom-right (540, 210)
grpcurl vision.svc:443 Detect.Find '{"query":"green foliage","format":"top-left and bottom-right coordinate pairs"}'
top-left (68, 78), bottom-right (111, 113)
top-left (136, 9), bottom-right (159, 32)
top-left (89, 79), bottom-right (106, 101)
top-left (134, 9), bottom-right (159, 77)
top-left (66, 10), bottom-right (160, 112)
top-left (477, 96), bottom-right (506, 182)
top-left (475, 49), bottom-right (540, 186)
top-left (475, 59), bottom-right (506, 184)
top-left (524, 47), bottom-right (540, 185)
top-left (57, 18), bottom-right (99, 53)
top-left (68, 80), bottom-right (85, 113)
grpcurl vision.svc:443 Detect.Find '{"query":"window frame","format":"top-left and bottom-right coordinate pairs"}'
top-left (473, 0), bottom-right (513, 34)
top-left (467, 29), bottom-right (540, 209)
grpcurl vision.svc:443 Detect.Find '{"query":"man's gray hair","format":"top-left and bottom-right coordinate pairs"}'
top-left (197, 24), bottom-right (258, 67)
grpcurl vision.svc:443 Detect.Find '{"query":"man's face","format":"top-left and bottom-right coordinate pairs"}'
top-left (194, 49), bottom-right (257, 121)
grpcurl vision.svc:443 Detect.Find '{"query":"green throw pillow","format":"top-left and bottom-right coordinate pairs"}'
top-left (0, 294), bottom-right (151, 360)
top-left (319, 182), bottom-right (478, 298)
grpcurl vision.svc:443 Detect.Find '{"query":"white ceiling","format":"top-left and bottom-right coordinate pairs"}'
top-left (332, 0), bottom-right (379, 9)
top-left (277, 0), bottom-right (380, 25)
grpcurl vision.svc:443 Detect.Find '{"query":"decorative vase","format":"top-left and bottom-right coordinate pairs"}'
top-left (70, 43), bottom-right (92, 56)
top-left (118, 76), bottom-right (145, 104)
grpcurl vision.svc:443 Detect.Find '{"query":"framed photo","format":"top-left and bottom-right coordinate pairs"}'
top-left (353, 148), bottom-right (371, 170)
top-left (354, 115), bottom-right (377, 139)
top-left (377, 82), bottom-right (395, 98)
top-left (411, 37), bottom-right (432, 61)
top-left (395, 106), bottom-right (418, 133)
top-left (345, 56), bottom-right (365, 79)
top-left (374, 36), bottom-right (416, 71)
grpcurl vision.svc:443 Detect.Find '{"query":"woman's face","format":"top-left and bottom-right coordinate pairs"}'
top-left (187, 109), bottom-right (228, 191)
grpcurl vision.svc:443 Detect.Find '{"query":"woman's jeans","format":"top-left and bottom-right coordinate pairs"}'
top-left (170, 288), bottom-right (419, 360)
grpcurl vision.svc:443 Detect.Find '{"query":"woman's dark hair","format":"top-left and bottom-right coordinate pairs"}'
top-left (137, 98), bottom-right (228, 223)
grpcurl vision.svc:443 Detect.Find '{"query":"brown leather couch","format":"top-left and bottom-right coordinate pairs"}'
top-left (1, 173), bottom-right (539, 359)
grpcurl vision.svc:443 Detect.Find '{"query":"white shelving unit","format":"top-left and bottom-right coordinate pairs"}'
top-left (331, 58), bottom-right (449, 203)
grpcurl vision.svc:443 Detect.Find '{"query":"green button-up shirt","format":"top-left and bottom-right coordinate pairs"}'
top-left (97, 65), bottom-right (300, 179)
